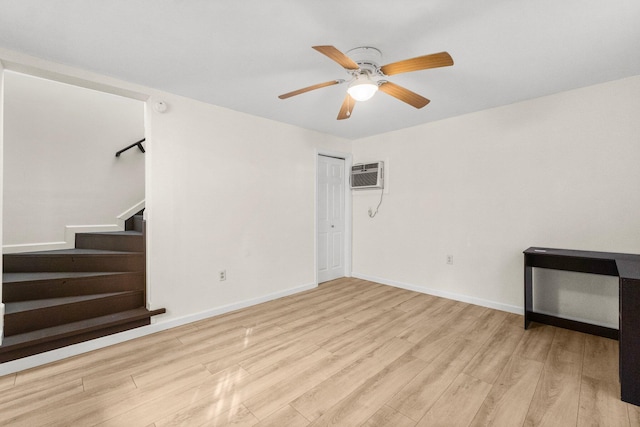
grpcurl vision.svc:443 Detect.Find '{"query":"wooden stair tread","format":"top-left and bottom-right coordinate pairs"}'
top-left (3, 271), bottom-right (130, 283)
top-left (0, 307), bottom-right (166, 352)
top-left (5, 291), bottom-right (140, 314)
top-left (0, 215), bottom-right (164, 362)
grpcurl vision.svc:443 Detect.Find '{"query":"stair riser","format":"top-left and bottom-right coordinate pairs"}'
top-left (3, 254), bottom-right (144, 273)
top-left (75, 234), bottom-right (144, 252)
top-left (4, 292), bottom-right (144, 336)
top-left (3, 273), bottom-right (144, 302)
top-left (0, 319), bottom-right (150, 363)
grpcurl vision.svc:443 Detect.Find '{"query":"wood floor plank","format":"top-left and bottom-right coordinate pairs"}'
top-left (89, 366), bottom-right (212, 427)
top-left (366, 309), bottom-right (435, 343)
top-left (243, 336), bottom-right (385, 420)
top-left (238, 337), bottom-right (316, 374)
top-left (307, 354), bottom-right (426, 427)
top-left (388, 337), bottom-right (484, 421)
top-left (81, 336), bottom-right (218, 390)
top-left (408, 322), bottom-right (463, 364)
top-left (13, 330), bottom-right (184, 387)
top-left (352, 282), bottom-right (395, 302)
top-left (6, 374), bottom-right (139, 426)
top-left (552, 327), bottom-right (586, 355)
top-left (0, 279), bottom-right (629, 427)
top-left (524, 342), bottom-right (583, 427)
top-left (99, 364), bottom-right (249, 427)
top-left (304, 318), bottom-right (361, 345)
top-left (502, 312), bottom-right (524, 327)
top-left (345, 304), bottom-right (387, 324)
top-left (461, 308), bottom-right (508, 344)
top-left (0, 377), bottom-right (84, 424)
top-left (368, 288), bottom-right (418, 310)
top-left (464, 321), bottom-right (526, 384)
top-left (513, 323), bottom-right (555, 363)
top-left (156, 403), bottom-right (258, 427)
top-left (362, 405), bottom-right (416, 427)
top-left (291, 352), bottom-right (388, 421)
top-left (395, 293), bottom-right (440, 313)
top-left (578, 376), bottom-right (630, 427)
top-left (290, 338), bottom-right (412, 421)
top-left (628, 404), bottom-right (640, 425)
top-left (274, 294), bottom-right (361, 329)
top-left (252, 405), bottom-right (310, 427)
top-left (0, 374), bottom-right (16, 391)
top-left (450, 304), bottom-right (490, 332)
top-left (583, 334), bottom-right (619, 384)
top-left (208, 346), bottom-right (331, 403)
top-left (398, 299), bottom-right (466, 343)
top-left (177, 324), bottom-right (251, 346)
top-left (469, 355), bottom-right (544, 427)
top-left (203, 329), bottom-right (317, 375)
top-left (317, 309), bottom-right (407, 352)
top-left (415, 373), bottom-right (493, 427)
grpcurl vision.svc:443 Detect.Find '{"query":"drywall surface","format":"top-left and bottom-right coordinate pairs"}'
top-left (0, 46), bottom-right (351, 326)
top-left (144, 92), bottom-right (350, 318)
top-left (352, 75), bottom-right (640, 325)
top-left (2, 71), bottom-right (144, 248)
top-left (0, 49), bottom-right (352, 372)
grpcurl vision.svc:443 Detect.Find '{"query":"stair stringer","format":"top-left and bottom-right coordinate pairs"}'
top-left (0, 303), bottom-right (4, 346)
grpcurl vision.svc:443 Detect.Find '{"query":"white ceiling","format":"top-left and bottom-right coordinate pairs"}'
top-left (1, 0), bottom-right (639, 140)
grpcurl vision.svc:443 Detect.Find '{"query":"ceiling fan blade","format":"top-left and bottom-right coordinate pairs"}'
top-left (337, 94), bottom-right (355, 120)
top-left (312, 45), bottom-right (360, 70)
top-left (378, 82), bottom-right (430, 109)
top-left (278, 80), bottom-right (342, 99)
top-left (380, 52), bottom-right (453, 76)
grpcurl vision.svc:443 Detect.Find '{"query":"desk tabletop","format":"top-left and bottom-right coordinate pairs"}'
top-left (524, 247), bottom-right (640, 280)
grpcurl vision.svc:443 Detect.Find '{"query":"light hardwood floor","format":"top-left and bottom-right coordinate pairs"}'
top-left (0, 278), bottom-right (637, 426)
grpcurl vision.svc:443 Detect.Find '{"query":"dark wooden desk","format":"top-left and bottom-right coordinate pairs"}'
top-left (524, 247), bottom-right (640, 406)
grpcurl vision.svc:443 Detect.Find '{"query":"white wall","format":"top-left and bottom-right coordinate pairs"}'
top-left (0, 48), bottom-right (351, 372)
top-left (2, 71), bottom-right (144, 249)
top-left (144, 93), bottom-right (349, 319)
top-left (352, 76), bottom-right (640, 326)
top-left (2, 44), bottom-right (637, 372)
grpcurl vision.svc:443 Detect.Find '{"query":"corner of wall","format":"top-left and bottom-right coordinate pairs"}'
top-left (1, 60), bottom-right (5, 344)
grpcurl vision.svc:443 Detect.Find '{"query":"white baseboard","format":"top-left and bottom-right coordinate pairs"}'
top-left (351, 272), bottom-right (523, 315)
top-left (3, 240), bottom-right (71, 254)
top-left (0, 281), bottom-right (316, 376)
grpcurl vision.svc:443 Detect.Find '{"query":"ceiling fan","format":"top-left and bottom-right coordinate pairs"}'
top-left (278, 45), bottom-right (454, 120)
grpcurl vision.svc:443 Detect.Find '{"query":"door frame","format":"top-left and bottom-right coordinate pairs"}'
top-left (315, 149), bottom-right (352, 285)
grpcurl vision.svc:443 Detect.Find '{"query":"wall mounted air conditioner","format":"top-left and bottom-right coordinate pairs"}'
top-left (351, 161), bottom-right (384, 190)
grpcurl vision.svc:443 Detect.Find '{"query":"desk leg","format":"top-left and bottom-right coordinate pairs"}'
top-left (524, 261), bottom-right (532, 330)
top-left (620, 278), bottom-right (640, 406)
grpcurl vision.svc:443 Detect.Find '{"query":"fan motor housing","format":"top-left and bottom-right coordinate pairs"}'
top-left (346, 47), bottom-right (382, 72)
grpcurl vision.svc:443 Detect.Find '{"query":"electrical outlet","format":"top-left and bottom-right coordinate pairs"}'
top-left (446, 255), bottom-right (454, 265)
top-left (219, 270), bottom-right (226, 281)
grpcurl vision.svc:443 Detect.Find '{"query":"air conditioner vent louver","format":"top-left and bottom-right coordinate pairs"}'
top-left (351, 161), bottom-right (384, 190)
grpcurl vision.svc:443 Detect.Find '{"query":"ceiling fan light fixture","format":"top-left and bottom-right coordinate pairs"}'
top-left (347, 77), bottom-right (378, 101)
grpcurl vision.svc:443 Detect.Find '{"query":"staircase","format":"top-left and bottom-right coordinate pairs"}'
top-left (0, 214), bottom-right (165, 363)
